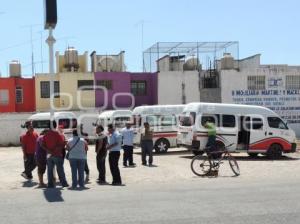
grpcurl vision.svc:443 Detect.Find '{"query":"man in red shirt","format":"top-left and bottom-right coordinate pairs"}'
top-left (20, 121), bottom-right (39, 180)
top-left (42, 121), bottom-right (69, 188)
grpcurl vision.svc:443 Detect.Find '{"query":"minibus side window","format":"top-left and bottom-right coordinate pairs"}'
top-left (161, 115), bottom-right (176, 126)
top-left (267, 117), bottom-right (288, 130)
top-left (252, 118), bottom-right (263, 130)
top-left (222, 115), bottom-right (236, 128)
top-left (146, 115), bottom-right (158, 127)
top-left (32, 120), bottom-right (50, 129)
top-left (114, 117), bottom-right (130, 128)
top-left (201, 114), bottom-right (220, 127)
top-left (59, 119), bottom-right (77, 129)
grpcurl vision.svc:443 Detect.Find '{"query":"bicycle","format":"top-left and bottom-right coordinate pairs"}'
top-left (191, 143), bottom-right (240, 177)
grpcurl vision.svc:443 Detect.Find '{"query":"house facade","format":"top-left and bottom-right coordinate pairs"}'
top-left (0, 77), bottom-right (35, 113)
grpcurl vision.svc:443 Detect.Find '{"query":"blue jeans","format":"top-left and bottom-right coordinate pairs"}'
top-left (141, 140), bottom-right (153, 165)
top-left (47, 156), bottom-right (68, 187)
top-left (69, 159), bottom-right (86, 188)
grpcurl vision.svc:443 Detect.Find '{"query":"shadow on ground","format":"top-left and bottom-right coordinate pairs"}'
top-left (22, 181), bottom-right (38, 188)
top-left (43, 188), bottom-right (64, 203)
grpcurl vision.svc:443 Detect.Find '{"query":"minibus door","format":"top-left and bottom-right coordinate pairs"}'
top-left (249, 116), bottom-right (266, 151)
top-left (237, 116), bottom-right (250, 150)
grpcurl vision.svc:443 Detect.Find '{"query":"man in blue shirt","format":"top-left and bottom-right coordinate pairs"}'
top-left (107, 124), bottom-right (122, 185)
top-left (121, 122), bottom-right (135, 167)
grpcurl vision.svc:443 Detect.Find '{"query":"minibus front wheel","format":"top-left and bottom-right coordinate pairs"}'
top-left (154, 138), bottom-right (170, 153)
top-left (266, 144), bottom-right (283, 160)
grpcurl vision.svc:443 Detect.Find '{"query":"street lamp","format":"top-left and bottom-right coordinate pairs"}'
top-left (44, 0), bottom-right (57, 123)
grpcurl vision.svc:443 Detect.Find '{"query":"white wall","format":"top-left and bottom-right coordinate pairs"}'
top-left (158, 71), bottom-right (200, 104)
top-left (220, 69), bottom-right (300, 137)
top-left (0, 113), bottom-right (34, 146)
top-left (0, 110), bottom-right (100, 146)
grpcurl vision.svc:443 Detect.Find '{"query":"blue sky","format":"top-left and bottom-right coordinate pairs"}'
top-left (0, 0), bottom-right (299, 76)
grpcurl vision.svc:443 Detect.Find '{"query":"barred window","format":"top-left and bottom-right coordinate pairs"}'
top-left (0, 89), bottom-right (9, 105)
top-left (131, 81), bottom-right (147, 96)
top-left (96, 80), bottom-right (113, 90)
top-left (40, 81), bottom-right (60, 98)
top-left (286, 75), bottom-right (300, 89)
top-left (15, 86), bottom-right (23, 104)
top-left (78, 80), bottom-right (94, 91)
top-left (247, 76), bottom-right (265, 90)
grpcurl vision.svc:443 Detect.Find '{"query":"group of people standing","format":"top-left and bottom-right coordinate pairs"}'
top-left (20, 120), bottom-right (154, 189)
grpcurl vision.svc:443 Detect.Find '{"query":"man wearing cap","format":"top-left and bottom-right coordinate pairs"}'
top-left (20, 121), bottom-right (39, 180)
top-left (121, 122), bottom-right (135, 167)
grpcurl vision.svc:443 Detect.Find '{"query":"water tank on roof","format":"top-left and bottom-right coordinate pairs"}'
top-left (183, 58), bottom-right (201, 71)
top-left (64, 47), bottom-right (79, 71)
top-left (9, 60), bottom-right (21, 77)
top-left (221, 53), bottom-right (234, 70)
top-left (98, 56), bottom-right (117, 72)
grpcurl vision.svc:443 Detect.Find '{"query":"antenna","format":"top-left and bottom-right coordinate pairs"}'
top-left (20, 24), bottom-right (42, 76)
top-left (38, 31), bottom-right (44, 73)
top-left (135, 20), bottom-right (150, 71)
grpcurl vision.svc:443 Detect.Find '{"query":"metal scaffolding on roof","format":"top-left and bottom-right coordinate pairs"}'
top-left (143, 41), bottom-right (239, 72)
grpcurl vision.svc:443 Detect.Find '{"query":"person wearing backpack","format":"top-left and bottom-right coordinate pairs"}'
top-left (66, 128), bottom-right (88, 189)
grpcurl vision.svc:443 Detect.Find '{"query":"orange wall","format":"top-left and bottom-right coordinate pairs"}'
top-left (15, 78), bottom-right (35, 112)
top-left (0, 77), bottom-right (35, 113)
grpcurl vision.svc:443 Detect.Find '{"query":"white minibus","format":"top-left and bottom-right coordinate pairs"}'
top-left (132, 105), bottom-right (185, 153)
top-left (94, 110), bottom-right (132, 132)
top-left (26, 112), bottom-right (77, 140)
top-left (178, 103), bottom-right (297, 159)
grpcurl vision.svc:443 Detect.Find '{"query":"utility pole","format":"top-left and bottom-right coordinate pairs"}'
top-left (44, 0), bottom-right (58, 121)
top-left (46, 27), bottom-right (56, 117)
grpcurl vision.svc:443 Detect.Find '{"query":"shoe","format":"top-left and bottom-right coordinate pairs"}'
top-left (129, 163), bottom-right (136, 167)
top-left (97, 180), bottom-right (108, 185)
top-left (112, 182), bottom-right (122, 186)
top-left (62, 183), bottom-right (69, 188)
top-left (123, 164), bottom-right (128, 167)
top-left (21, 172), bottom-right (29, 180)
top-left (68, 186), bottom-right (77, 190)
top-left (38, 183), bottom-right (47, 188)
top-left (142, 163), bottom-right (147, 166)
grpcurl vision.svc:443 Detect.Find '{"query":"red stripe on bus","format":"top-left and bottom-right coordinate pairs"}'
top-left (249, 137), bottom-right (292, 151)
top-left (153, 133), bottom-right (177, 138)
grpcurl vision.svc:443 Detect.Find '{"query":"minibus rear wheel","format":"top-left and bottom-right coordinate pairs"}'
top-left (266, 144), bottom-right (283, 160)
top-left (154, 138), bottom-right (170, 153)
top-left (248, 153), bottom-right (259, 158)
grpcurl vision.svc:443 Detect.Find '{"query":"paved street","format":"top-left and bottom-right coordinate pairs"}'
top-left (0, 147), bottom-right (300, 224)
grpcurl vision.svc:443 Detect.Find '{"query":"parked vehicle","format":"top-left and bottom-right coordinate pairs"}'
top-left (25, 112), bottom-right (77, 140)
top-left (178, 102), bottom-right (297, 159)
top-left (132, 105), bottom-right (185, 153)
top-left (94, 110), bottom-right (132, 132)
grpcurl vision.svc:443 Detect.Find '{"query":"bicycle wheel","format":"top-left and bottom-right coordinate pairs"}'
top-left (191, 155), bottom-right (211, 176)
top-left (228, 154), bottom-right (240, 176)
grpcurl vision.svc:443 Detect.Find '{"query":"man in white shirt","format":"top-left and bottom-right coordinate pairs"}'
top-left (121, 122), bottom-right (135, 167)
